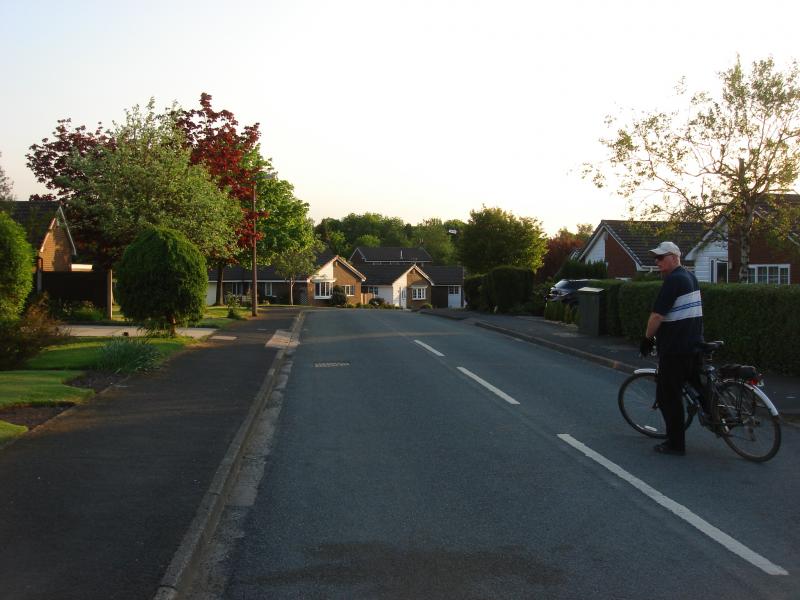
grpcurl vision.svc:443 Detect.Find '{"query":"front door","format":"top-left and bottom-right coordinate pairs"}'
top-left (400, 287), bottom-right (407, 307)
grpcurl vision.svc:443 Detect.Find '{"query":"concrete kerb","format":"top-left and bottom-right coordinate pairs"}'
top-left (152, 310), bottom-right (306, 600)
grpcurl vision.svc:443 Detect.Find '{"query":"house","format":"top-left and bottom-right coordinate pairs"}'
top-left (357, 263), bottom-right (434, 308)
top-left (578, 218), bottom-right (799, 284)
top-left (349, 246), bottom-right (433, 267)
top-left (1, 200), bottom-right (77, 274)
top-left (423, 265), bottom-right (465, 308)
top-left (349, 246), bottom-right (464, 308)
top-left (207, 251), bottom-right (367, 306)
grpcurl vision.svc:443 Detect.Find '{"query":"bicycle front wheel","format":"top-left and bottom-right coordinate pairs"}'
top-left (618, 373), bottom-right (667, 438)
top-left (716, 381), bottom-right (781, 462)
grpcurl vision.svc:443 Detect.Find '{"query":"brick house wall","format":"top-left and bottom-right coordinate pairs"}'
top-left (306, 259), bottom-right (365, 306)
top-left (406, 269), bottom-right (431, 309)
top-left (605, 235), bottom-right (639, 278)
top-left (39, 219), bottom-right (73, 271)
top-left (727, 233), bottom-right (800, 283)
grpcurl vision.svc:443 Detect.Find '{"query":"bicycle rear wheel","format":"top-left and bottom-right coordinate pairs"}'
top-left (618, 373), bottom-right (666, 438)
top-left (716, 381), bottom-right (781, 462)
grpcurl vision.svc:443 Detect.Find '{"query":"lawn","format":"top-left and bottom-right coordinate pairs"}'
top-left (0, 370), bottom-right (93, 409)
top-left (25, 337), bottom-right (192, 370)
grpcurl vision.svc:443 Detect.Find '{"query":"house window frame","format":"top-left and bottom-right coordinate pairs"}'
top-left (362, 285), bottom-right (379, 295)
top-left (342, 284), bottom-right (355, 296)
top-left (746, 264), bottom-right (790, 285)
top-left (447, 285), bottom-right (461, 295)
top-left (314, 281), bottom-right (332, 298)
top-left (412, 286), bottom-right (426, 300)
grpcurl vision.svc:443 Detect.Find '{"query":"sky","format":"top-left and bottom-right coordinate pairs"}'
top-left (1, 0), bottom-right (799, 235)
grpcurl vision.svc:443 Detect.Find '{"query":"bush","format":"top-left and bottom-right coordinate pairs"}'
top-left (116, 227), bottom-right (207, 336)
top-left (330, 285), bottom-right (347, 307)
top-left (463, 274), bottom-right (486, 310)
top-left (70, 301), bottom-right (104, 322)
top-left (420, 303), bottom-right (433, 310)
top-left (527, 281), bottom-right (552, 316)
top-left (369, 297), bottom-right (386, 307)
top-left (94, 337), bottom-right (161, 374)
top-left (544, 300), bottom-right (565, 322)
top-left (617, 281), bottom-right (661, 340)
top-left (0, 296), bottom-right (65, 370)
top-left (0, 212), bottom-right (34, 321)
top-left (485, 266), bottom-right (535, 312)
top-left (555, 259), bottom-right (607, 281)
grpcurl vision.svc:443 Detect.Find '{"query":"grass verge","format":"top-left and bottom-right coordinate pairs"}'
top-left (25, 337), bottom-right (193, 370)
top-left (0, 370), bottom-right (93, 409)
top-left (0, 421), bottom-right (28, 445)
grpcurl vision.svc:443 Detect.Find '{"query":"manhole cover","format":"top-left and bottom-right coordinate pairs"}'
top-left (314, 362), bottom-right (351, 368)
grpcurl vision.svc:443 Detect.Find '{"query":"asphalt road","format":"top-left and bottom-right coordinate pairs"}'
top-left (192, 309), bottom-right (800, 599)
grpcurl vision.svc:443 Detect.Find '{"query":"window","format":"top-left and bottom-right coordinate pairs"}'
top-left (746, 264), bottom-right (790, 285)
top-left (447, 285), bottom-right (461, 295)
top-left (314, 281), bottom-right (332, 298)
top-left (362, 285), bottom-right (379, 295)
top-left (343, 284), bottom-right (354, 296)
top-left (412, 287), bottom-right (426, 300)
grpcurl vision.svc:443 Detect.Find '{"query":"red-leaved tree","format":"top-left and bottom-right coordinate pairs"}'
top-left (176, 93), bottom-right (267, 304)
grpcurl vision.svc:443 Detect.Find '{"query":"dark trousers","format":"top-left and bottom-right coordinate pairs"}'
top-left (657, 353), bottom-right (698, 451)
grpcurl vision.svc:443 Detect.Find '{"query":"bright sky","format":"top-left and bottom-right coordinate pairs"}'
top-left (1, 0), bottom-right (798, 234)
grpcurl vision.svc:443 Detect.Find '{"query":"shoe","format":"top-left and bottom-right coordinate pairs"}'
top-left (654, 442), bottom-right (685, 456)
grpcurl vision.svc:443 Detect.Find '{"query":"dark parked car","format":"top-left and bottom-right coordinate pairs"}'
top-left (546, 279), bottom-right (591, 306)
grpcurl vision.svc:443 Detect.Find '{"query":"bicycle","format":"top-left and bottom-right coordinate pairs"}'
top-left (618, 341), bottom-right (782, 462)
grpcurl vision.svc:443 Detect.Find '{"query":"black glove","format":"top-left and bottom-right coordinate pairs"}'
top-left (639, 336), bottom-right (655, 357)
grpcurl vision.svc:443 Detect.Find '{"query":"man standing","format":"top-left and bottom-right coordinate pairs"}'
top-left (640, 241), bottom-right (704, 456)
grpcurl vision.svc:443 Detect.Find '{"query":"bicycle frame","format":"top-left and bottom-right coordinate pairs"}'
top-left (632, 367), bottom-right (780, 417)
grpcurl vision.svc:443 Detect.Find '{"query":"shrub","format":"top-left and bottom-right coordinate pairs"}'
top-left (544, 300), bottom-right (565, 322)
top-left (463, 274), bottom-right (486, 310)
top-left (94, 337), bottom-right (161, 374)
top-left (330, 285), bottom-right (347, 307)
top-left (0, 212), bottom-right (34, 321)
top-left (527, 281), bottom-right (552, 316)
top-left (0, 296), bottom-right (65, 370)
top-left (369, 297), bottom-right (386, 307)
top-left (617, 281), bottom-right (661, 340)
top-left (420, 303), bottom-right (433, 310)
top-left (70, 301), bottom-right (104, 322)
top-left (555, 259), bottom-right (607, 281)
top-left (116, 227), bottom-right (207, 336)
top-left (485, 266), bottom-right (535, 312)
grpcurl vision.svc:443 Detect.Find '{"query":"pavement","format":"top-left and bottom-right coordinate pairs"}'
top-left (0, 307), bottom-right (302, 600)
top-left (63, 324), bottom-right (218, 339)
top-left (420, 309), bottom-right (800, 417)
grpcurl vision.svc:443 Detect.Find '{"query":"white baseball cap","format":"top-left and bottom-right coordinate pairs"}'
top-left (649, 241), bottom-right (681, 256)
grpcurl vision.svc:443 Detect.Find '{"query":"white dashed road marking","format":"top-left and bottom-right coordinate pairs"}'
top-left (457, 367), bottom-right (520, 405)
top-left (414, 339), bottom-right (445, 357)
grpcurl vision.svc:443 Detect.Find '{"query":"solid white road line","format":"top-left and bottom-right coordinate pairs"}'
top-left (557, 434), bottom-right (789, 576)
top-left (414, 339), bottom-right (445, 357)
top-left (457, 367), bottom-right (520, 405)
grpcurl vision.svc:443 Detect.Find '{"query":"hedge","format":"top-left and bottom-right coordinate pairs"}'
top-left (485, 266), bottom-right (534, 312)
top-left (616, 281), bottom-right (800, 375)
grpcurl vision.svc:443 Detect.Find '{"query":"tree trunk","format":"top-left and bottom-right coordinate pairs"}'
top-left (106, 268), bottom-right (114, 320)
top-left (214, 263), bottom-right (225, 306)
top-left (289, 277), bottom-right (295, 305)
top-left (736, 159), bottom-right (755, 283)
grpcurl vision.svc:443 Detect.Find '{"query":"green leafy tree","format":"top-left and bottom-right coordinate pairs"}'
top-left (65, 101), bottom-right (240, 269)
top-left (254, 176), bottom-right (314, 265)
top-left (411, 218), bottom-right (457, 264)
top-left (115, 227), bottom-right (207, 336)
top-left (0, 212), bottom-right (34, 320)
top-left (584, 56), bottom-right (800, 281)
top-left (353, 233), bottom-right (381, 248)
top-left (458, 206), bottom-right (547, 273)
top-left (273, 237), bottom-right (325, 305)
